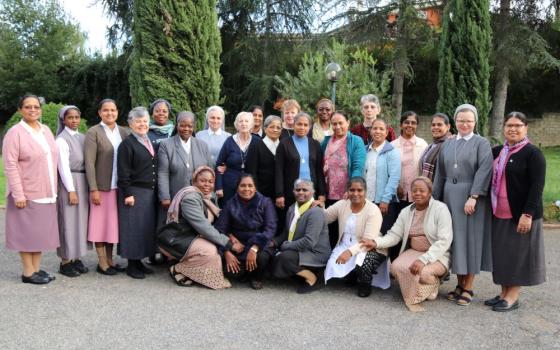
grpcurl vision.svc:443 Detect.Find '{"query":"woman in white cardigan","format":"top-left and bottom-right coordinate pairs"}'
top-left (361, 176), bottom-right (453, 312)
top-left (324, 177), bottom-right (388, 298)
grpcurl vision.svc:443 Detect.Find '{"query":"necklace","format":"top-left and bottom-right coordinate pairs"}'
top-left (453, 137), bottom-right (468, 169)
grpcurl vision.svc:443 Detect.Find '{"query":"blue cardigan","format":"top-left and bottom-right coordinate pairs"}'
top-left (364, 141), bottom-right (401, 204)
top-left (321, 132), bottom-right (366, 178)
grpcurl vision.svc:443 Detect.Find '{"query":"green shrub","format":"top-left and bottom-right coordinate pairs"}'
top-left (4, 102), bottom-right (88, 135)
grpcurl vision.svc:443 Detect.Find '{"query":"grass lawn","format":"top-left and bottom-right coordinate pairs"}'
top-left (0, 148), bottom-right (559, 220)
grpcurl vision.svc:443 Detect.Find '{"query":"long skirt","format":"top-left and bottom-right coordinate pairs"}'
top-left (391, 249), bottom-right (446, 307)
top-left (88, 189), bottom-right (119, 243)
top-left (5, 195), bottom-right (59, 251)
top-left (57, 173), bottom-right (89, 260)
top-left (173, 238), bottom-right (231, 290)
top-left (492, 218), bottom-right (546, 286)
top-left (117, 187), bottom-right (157, 260)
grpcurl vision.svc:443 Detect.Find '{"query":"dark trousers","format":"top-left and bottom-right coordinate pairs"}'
top-left (381, 201), bottom-right (410, 263)
top-left (326, 199), bottom-right (339, 249)
top-left (223, 250), bottom-right (272, 282)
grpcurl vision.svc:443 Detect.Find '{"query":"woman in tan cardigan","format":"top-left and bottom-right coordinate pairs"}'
top-left (84, 99), bottom-right (129, 275)
top-left (324, 177), bottom-right (387, 297)
top-left (361, 177), bottom-right (453, 312)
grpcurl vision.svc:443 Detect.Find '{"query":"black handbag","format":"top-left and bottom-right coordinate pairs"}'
top-left (156, 221), bottom-right (197, 260)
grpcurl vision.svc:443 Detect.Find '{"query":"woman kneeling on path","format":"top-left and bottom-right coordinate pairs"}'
top-left (361, 177), bottom-right (453, 312)
top-left (160, 166), bottom-right (243, 289)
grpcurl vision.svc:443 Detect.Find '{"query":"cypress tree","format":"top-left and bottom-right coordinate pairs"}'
top-left (129, 0), bottom-right (222, 125)
top-left (436, 0), bottom-right (492, 134)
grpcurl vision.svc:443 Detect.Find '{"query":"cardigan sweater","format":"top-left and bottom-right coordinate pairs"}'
top-left (374, 198), bottom-right (453, 268)
top-left (324, 199), bottom-right (386, 256)
top-left (246, 139), bottom-right (276, 199)
top-left (275, 136), bottom-right (326, 205)
top-left (363, 141), bottom-right (401, 204)
top-left (214, 192), bottom-right (277, 258)
top-left (492, 143), bottom-right (545, 221)
top-left (84, 124), bottom-right (129, 191)
top-left (321, 132), bottom-right (367, 178)
top-left (2, 123), bottom-right (58, 201)
top-left (117, 134), bottom-right (157, 197)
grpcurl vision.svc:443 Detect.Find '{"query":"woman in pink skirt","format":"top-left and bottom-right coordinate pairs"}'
top-left (3, 94), bottom-right (60, 284)
top-left (84, 99), bottom-right (129, 275)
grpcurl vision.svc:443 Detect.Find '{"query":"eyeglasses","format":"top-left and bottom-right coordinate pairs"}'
top-left (504, 124), bottom-right (526, 129)
top-left (456, 120), bottom-right (475, 125)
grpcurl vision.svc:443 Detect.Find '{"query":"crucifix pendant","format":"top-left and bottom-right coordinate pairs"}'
top-left (454, 163), bottom-right (458, 169)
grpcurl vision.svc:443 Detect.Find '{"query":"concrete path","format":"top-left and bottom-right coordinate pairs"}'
top-left (0, 210), bottom-right (558, 349)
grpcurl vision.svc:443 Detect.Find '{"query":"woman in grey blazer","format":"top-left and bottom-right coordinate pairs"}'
top-left (271, 179), bottom-right (331, 294)
top-left (157, 112), bottom-right (212, 221)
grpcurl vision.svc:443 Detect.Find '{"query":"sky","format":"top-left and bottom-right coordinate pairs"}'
top-left (61, 0), bottom-right (113, 54)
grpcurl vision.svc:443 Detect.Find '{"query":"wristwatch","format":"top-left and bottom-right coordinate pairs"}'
top-left (469, 195), bottom-right (479, 200)
top-left (250, 246), bottom-right (259, 253)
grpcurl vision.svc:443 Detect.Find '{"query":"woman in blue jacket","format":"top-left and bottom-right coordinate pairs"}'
top-left (321, 111), bottom-right (366, 247)
top-left (362, 119), bottom-right (401, 235)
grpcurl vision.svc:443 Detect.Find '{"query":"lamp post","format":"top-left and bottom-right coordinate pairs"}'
top-left (325, 62), bottom-right (341, 106)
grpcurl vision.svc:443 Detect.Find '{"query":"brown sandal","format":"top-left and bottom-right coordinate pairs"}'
top-left (447, 285), bottom-right (463, 301)
top-left (456, 289), bottom-right (474, 306)
top-left (169, 265), bottom-right (193, 287)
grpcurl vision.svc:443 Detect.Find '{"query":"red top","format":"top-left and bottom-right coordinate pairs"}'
top-left (350, 123), bottom-right (397, 145)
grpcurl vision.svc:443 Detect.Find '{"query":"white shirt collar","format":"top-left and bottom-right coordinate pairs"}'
top-left (457, 132), bottom-right (474, 141)
top-left (263, 136), bottom-right (279, 155)
top-left (368, 140), bottom-right (385, 152)
top-left (19, 120), bottom-right (44, 134)
top-left (208, 128), bottom-right (223, 136)
top-left (64, 126), bottom-right (78, 135)
top-left (100, 121), bottom-right (119, 133)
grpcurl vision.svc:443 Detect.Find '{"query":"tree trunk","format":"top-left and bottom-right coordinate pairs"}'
top-left (490, 66), bottom-right (509, 141)
top-left (489, 0), bottom-right (512, 140)
top-left (391, 0), bottom-right (409, 120)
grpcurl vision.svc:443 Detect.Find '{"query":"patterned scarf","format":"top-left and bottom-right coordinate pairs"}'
top-left (167, 186), bottom-right (221, 224)
top-left (491, 137), bottom-right (530, 213)
top-left (149, 121), bottom-right (175, 137)
top-left (419, 132), bottom-right (452, 181)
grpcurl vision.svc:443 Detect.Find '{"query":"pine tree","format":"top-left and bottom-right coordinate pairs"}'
top-left (129, 0), bottom-right (222, 126)
top-left (436, 0), bottom-right (492, 135)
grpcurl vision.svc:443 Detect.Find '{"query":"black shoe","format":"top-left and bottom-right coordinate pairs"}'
top-left (484, 295), bottom-right (502, 306)
top-left (296, 281), bottom-right (322, 294)
top-left (250, 279), bottom-right (264, 290)
top-left (126, 264), bottom-right (145, 279)
top-left (59, 262), bottom-right (80, 277)
top-left (96, 265), bottom-right (118, 276)
top-left (357, 283), bottom-right (372, 298)
top-left (72, 260), bottom-right (89, 274)
top-left (492, 299), bottom-right (520, 312)
top-left (148, 253), bottom-right (167, 265)
top-left (37, 270), bottom-right (56, 281)
top-left (22, 272), bottom-right (51, 284)
top-left (136, 260), bottom-right (154, 274)
top-left (110, 264), bottom-right (126, 272)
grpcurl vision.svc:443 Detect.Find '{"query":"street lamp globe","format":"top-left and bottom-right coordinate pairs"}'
top-left (325, 62), bottom-right (342, 82)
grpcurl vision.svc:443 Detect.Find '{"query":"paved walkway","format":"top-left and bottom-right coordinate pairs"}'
top-left (0, 210), bottom-right (558, 349)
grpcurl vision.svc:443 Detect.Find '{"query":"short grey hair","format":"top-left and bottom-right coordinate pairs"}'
top-left (360, 94), bottom-right (380, 107)
top-left (294, 112), bottom-right (312, 125)
top-left (206, 105), bottom-right (225, 120)
top-left (293, 178), bottom-right (315, 193)
top-left (177, 111), bottom-right (196, 124)
top-left (233, 111), bottom-right (254, 130)
top-left (128, 106), bottom-right (150, 124)
top-left (263, 115), bottom-right (282, 128)
top-left (454, 103), bottom-right (478, 124)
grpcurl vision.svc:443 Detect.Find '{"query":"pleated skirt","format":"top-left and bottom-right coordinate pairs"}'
top-left (492, 218), bottom-right (546, 286)
top-left (57, 174), bottom-right (89, 259)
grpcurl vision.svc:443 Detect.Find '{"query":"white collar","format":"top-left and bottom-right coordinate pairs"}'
top-left (208, 128), bottom-right (223, 136)
top-left (181, 136), bottom-right (192, 146)
top-left (457, 132), bottom-right (474, 141)
top-left (368, 140), bottom-right (385, 152)
top-left (100, 121), bottom-right (118, 132)
top-left (65, 126), bottom-right (79, 135)
top-left (19, 120), bottom-right (44, 134)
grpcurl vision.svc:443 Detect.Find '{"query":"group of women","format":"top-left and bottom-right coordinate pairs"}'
top-left (3, 93), bottom-right (546, 313)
